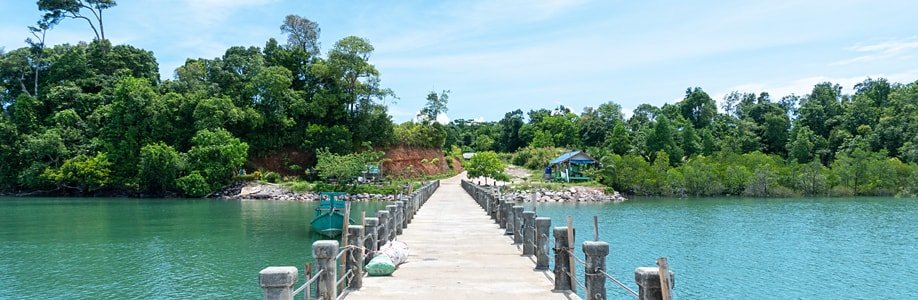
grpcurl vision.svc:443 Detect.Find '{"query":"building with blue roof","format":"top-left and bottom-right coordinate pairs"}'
top-left (547, 150), bottom-right (597, 182)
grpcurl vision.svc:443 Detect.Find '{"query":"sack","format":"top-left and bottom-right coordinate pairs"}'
top-left (379, 241), bottom-right (409, 265)
top-left (365, 255), bottom-right (396, 276)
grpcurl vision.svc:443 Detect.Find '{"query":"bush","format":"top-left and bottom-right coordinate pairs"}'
top-left (512, 147), bottom-right (566, 170)
top-left (263, 171), bottom-right (281, 183)
top-left (177, 171), bottom-right (210, 197)
top-left (138, 143), bottom-right (183, 193)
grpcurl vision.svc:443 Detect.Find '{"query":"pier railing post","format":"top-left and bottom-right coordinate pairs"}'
top-left (313, 240), bottom-right (338, 300)
top-left (259, 266), bottom-right (297, 300)
top-left (346, 226), bottom-right (364, 290)
top-left (503, 201), bottom-right (514, 234)
top-left (512, 205), bottom-right (524, 244)
top-left (385, 205), bottom-right (397, 241)
top-left (522, 211), bottom-right (536, 255)
top-left (377, 210), bottom-right (390, 247)
top-left (363, 218), bottom-right (379, 264)
top-left (534, 217), bottom-right (551, 270)
top-left (396, 200), bottom-right (406, 234)
top-left (583, 241), bottom-right (609, 300)
top-left (635, 266), bottom-right (674, 300)
top-left (552, 227), bottom-right (575, 292)
top-left (490, 192), bottom-right (499, 221)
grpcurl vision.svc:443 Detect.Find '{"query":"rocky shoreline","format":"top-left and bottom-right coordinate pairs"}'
top-left (217, 182), bottom-right (399, 201)
top-left (502, 187), bottom-right (627, 203)
top-left (218, 181), bottom-right (626, 203)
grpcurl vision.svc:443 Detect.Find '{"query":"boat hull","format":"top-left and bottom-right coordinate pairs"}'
top-left (311, 211), bottom-right (353, 238)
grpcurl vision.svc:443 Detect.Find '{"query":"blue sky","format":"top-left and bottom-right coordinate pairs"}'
top-left (2, 0), bottom-right (917, 122)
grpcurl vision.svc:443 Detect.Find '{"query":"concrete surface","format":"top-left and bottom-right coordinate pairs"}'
top-left (346, 173), bottom-right (580, 300)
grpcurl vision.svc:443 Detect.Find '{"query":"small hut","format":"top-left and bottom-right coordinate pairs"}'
top-left (547, 150), bottom-right (597, 182)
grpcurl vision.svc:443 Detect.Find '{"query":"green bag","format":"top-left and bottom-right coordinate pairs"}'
top-left (365, 255), bottom-right (396, 276)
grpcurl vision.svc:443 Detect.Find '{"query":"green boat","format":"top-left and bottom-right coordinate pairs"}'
top-left (310, 192), bottom-right (355, 238)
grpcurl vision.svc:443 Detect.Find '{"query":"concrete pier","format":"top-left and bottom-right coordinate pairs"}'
top-left (347, 173), bottom-right (579, 300)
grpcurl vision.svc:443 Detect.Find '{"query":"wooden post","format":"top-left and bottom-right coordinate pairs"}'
top-left (534, 217), bottom-right (551, 270)
top-left (552, 226), bottom-right (575, 292)
top-left (313, 240), bottom-right (338, 300)
top-left (376, 210), bottom-right (390, 247)
top-left (522, 211), bottom-right (536, 255)
top-left (657, 257), bottom-right (672, 300)
top-left (566, 216), bottom-right (577, 293)
top-left (363, 218), bottom-right (378, 264)
top-left (583, 241), bottom-right (609, 300)
top-left (304, 264), bottom-right (312, 300)
top-left (346, 226), bottom-right (364, 290)
top-left (635, 266), bottom-right (674, 300)
top-left (512, 205), bottom-right (524, 244)
top-left (259, 266), bottom-right (297, 300)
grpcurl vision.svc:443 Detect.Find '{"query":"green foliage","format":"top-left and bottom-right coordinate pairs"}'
top-left (314, 148), bottom-right (383, 185)
top-left (138, 143), bottom-right (183, 193)
top-left (393, 121), bottom-right (446, 149)
top-left (263, 171), bottom-right (281, 183)
top-left (511, 147), bottom-right (565, 170)
top-left (176, 171), bottom-right (210, 197)
top-left (420, 90), bottom-right (449, 123)
top-left (466, 151), bottom-right (508, 183)
top-left (43, 152), bottom-right (112, 193)
top-left (186, 128), bottom-right (249, 190)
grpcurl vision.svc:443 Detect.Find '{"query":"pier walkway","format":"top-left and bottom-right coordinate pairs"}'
top-left (346, 173), bottom-right (579, 300)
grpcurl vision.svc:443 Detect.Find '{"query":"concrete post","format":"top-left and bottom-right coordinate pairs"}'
top-left (552, 227), bottom-right (575, 292)
top-left (503, 201), bottom-right (514, 234)
top-left (386, 205), bottom-right (397, 240)
top-left (313, 240), bottom-right (339, 300)
top-left (259, 266), bottom-right (297, 300)
top-left (346, 226), bottom-right (364, 290)
top-left (396, 200), bottom-right (406, 234)
top-left (512, 205), bottom-right (524, 244)
top-left (534, 217), bottom-right (551, 270)
top-left (377, 210), bottom-right (390, 247)
top-left (583, 241), bottom-right (609, 300)
top-left (635, 267), bottom-right (675, 300)
top-left (363, 218), bottom-right (378, 264)
top-left (490, 193), bottom-right (499, 221)
top-left (522, 211), bottom-right (536, 255)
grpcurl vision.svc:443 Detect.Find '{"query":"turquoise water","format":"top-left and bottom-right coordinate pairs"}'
top-left (0, 198), bottom-right (388, 299)
top-left (531, 197), bottom-right (918, 299)
top-left (0, 197), bottom-right (915, 299)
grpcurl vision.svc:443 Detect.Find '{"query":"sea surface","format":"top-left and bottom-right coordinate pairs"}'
top-left (0, 196), bottom-right (915, 299)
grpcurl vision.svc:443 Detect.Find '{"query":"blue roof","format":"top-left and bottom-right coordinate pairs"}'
top-left (549, 151), bottom-right (597, 165)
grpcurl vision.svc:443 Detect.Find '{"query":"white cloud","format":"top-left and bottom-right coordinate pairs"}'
top-left (831, 36), bottom-right (918, 66)
top-left (717, 69), bottom-right (918, 102)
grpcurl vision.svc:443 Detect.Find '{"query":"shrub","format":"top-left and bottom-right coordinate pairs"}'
top-left (138, 143), bottom-right (183, 193)
top-left (177, 171), bottom-right (210, 197)
top-left (263, 171), bottom-right (281, 183)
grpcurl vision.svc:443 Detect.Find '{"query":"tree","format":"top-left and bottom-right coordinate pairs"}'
top-left (138, 143), bottom-right (183, 193)
top-left (38, 0), bottom-right (116, 40)
top-left (186, 128), bottom-right (249, 190)
top-left (314, 148), bottom-right (383, 187)
top-left (280, 15), bottom-right (321, 55)
top-left (420, 90), bottom-right (449, 123)
top-left (466, 151), bottom-right (507, 184)
top-left (497, 109), bottom-right (525, 152)
top-left (42, 152), bottom-right (111, 193)
top-left (605, 122), bottom-right (631, 155)
top-left (646, 115), bottom-right (682, 164)
top-left (680, 87), bottom-right (717, 128)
